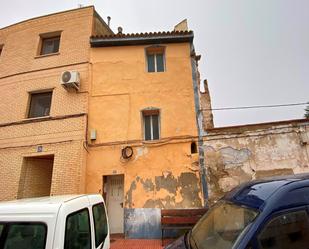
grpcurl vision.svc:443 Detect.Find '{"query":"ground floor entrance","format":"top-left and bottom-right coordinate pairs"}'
top-left (17, 155), bottom-right (54, 199)
top-left (104, 174), bottom-right (125, 234)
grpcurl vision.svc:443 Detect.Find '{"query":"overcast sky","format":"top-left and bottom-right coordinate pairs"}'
top-left (1, 0), bottom-right (308, 127)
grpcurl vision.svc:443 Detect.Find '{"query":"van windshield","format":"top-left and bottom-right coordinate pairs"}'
top-left (189, 201), bottom-right (258, 249)
top-left (0, 223), bottom-right (46, 249)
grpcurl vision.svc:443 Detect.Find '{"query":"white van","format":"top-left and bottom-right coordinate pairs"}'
top-left (0, 194), bottom-right (110, 249)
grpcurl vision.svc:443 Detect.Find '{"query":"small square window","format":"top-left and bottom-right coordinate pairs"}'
top-left (28, 92), bottom-right (52, 118)
top-left (40, 36), bottom-right (60, 55)
top-left (146, 47), bottom-right (165, 73)
top-left (143, 109), bottom-right (160, 140)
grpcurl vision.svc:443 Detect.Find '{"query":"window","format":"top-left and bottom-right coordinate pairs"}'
top-left (1, 223), bottom-right (47, 249)
top-left (0, 45), bottom-right (3, 56)
top-left (146, 46), bottom-right (165, 72)
top-left (142, 109), bottom-right (160, 140)
top-left (92, 203), bottom-right (108, 247)
top-left (40, 36), bottom-right (60, 55)
top-left (65, 209), bottom-right (91, 249)
top-left (258, 210), bottom-right (309, 249)
top-left (38, 31), bottom-right (61, 56)
top-left (28, 91), bottom-right (52, 118)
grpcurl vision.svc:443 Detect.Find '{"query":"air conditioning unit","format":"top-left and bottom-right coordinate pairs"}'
top-left (60, 71), bottom-right (80, 91)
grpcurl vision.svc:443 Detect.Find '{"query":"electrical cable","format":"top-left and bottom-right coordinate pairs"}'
top-left (201, 102), bottom-right (308, 111)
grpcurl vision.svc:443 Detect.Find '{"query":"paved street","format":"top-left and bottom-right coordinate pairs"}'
top-left (110, 237), bottom-right (164, 249)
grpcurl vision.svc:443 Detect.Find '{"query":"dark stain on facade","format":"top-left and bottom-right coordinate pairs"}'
top-left (178, 172), bottom-right (202, 207)
top-left (126, 172), bottom-right (202, 209)
top-left (141, 178), bottom-right (155, 192)
top-left (143, 196), bottom-right (177, 208)
top-left (125, 180), bottom-right (137, 208)
top-left (155, 174), bottom-right (178, 194)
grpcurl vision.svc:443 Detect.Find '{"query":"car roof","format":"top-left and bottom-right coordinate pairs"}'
top-left (0, 194), bottom-right (97, 215)
top-left (224, 173), bottom-right (309, 210)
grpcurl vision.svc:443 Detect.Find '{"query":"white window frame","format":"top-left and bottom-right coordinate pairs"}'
top-left (152, 53), bottom-right (164, 72)
top-left (146, 115), bottom-right (158, 140)
top-left (145, 46), bottom-right (166, 73)
top-left (142, 109), bottom-right (160, 141)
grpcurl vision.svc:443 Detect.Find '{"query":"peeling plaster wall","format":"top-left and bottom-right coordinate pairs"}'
top-left (204, 122), bottom-right (309, 202)
top-left (87, 42), bottom-right (203, 238)
top-left (88, 43), bottom-right (202, 209)
top-left (87, 142), bottom-right (202, 238)
top-left (87, 143), bottom-right (202, 209)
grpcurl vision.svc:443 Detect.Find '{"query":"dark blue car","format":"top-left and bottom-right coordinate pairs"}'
top-left (166, 173), bottom-right (309, 249)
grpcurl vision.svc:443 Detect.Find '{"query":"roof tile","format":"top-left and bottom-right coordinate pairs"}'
top-left (91, 30), bottom-right (193, 39)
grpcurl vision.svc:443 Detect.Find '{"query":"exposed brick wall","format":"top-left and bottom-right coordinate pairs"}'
top-left (0, 139), bottom-right (86, 201)
top-left (0, 66), bottom-right (88, 202)
top-left (18, 157), bottom-right (54, 199)
top-left (0, 65), bottom-right (89, 124)
top-left (0, 7), bottom-right (111, 201)
top-left (0, 7), bottom-right (94, 78)
top-left (92, 12), bottom-right (113, 36)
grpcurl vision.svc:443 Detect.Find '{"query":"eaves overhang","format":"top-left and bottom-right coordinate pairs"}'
top-left (90, 31), bottom-right (194, 47)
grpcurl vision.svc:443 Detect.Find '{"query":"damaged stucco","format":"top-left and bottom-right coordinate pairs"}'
top-left (204, 121), bottom-right (309, 202)
top-left (87, 41), bottom-right (206, 213)
top-left (125, 171), bottom-right (202, 209)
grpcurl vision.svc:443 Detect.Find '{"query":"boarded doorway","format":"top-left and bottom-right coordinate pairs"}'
top-left (103, 174), bottom-right (124, 234)
top-left (17, 155), bottom-right (54, 199)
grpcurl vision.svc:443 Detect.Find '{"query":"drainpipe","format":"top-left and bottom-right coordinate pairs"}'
top-left (190, 43), bottom-right (209, 207)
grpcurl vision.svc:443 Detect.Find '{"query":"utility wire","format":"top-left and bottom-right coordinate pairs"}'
top-left (201, 102), bottom-right (308, 111)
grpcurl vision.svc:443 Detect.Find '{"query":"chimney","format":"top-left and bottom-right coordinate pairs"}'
top-left (200, 79), bottom-right (214, 130)
top-left (107, 16), bottom-right (111, 27)
top-left (117, 26), bottom-right (123, 34)
top-left (174, 19), bottom-right (188, 32)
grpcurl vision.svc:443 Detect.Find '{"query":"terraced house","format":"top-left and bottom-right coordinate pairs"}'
top-left (86, 22), bottom-right (213, 238)
top-left (0, 6), bottom-right (112, 200)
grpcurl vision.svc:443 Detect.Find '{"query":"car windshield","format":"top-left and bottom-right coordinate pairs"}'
top-left (189, 201), bottom-right (258, 249)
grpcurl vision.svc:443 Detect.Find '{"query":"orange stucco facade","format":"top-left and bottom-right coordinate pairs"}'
top-left (86, 40), bottom-right (204, 212)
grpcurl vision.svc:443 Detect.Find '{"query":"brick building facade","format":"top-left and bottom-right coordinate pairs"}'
top-left (0, 6), bottom-right (112, 200)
